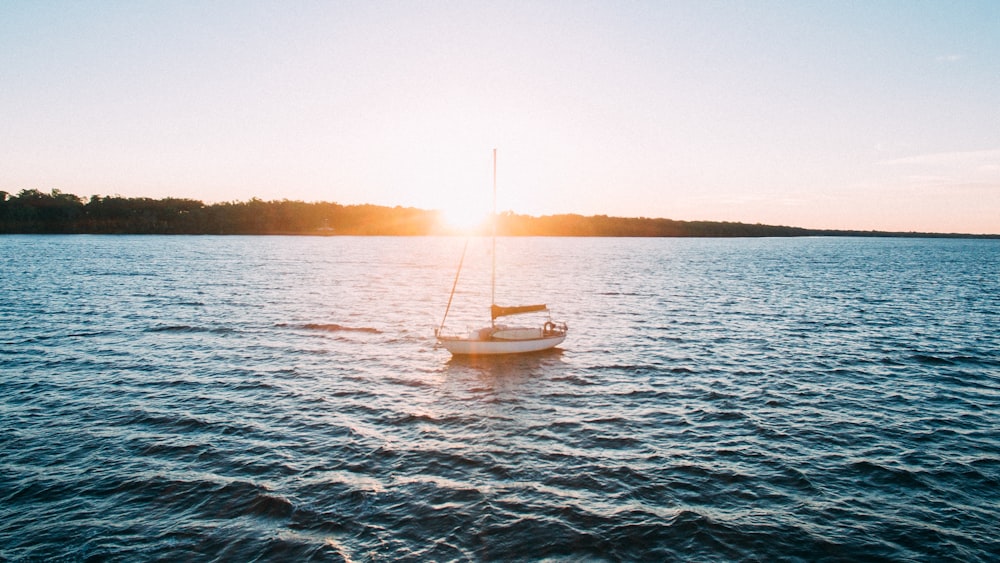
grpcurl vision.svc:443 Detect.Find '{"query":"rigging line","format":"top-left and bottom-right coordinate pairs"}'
top-left (436, 237), bottom-right (469, 338)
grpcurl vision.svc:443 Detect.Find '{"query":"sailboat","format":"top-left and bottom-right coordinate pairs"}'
top-left (435, 149), bottom-right (568, 355)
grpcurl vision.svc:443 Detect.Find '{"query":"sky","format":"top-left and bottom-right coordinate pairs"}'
top-left (2, 1), bottom-right (999, 234)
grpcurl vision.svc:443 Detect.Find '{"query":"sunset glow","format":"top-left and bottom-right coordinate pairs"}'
top-left (438, 203), bottom-right (490, 235)
top-left (1, 2), bottom-right (998, 234)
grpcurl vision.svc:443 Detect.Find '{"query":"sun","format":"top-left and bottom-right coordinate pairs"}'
top-left (439, 203), bottom-right (489, 234)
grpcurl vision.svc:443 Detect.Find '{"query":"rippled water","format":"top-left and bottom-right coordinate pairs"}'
top-left (2, 235), bottom-right (999, 561)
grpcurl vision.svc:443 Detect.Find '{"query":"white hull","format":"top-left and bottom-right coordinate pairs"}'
top-left (438, 333), bottom-right (566, 355)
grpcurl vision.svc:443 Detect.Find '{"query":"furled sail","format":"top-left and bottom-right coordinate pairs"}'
top-left (491, 304), bottom-right (548, 319)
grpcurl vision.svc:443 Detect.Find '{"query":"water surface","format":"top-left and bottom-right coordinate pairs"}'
top-left (2, 235), bottom-right (998, 561)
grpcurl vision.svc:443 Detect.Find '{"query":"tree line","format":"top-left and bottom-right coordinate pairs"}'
top-left (1, 189), bottom-right (994, 238)
top-left (0, 189), bottom-right (436, 235)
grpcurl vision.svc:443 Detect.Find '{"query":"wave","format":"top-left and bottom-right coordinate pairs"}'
top-left (280, 322), bottom-right (382, 334)
top-left (911, 353), bottom-right (956, 366)
top-left (848, 460), bottom-right (925, 488)
top-left (145, 324), bottom-right (237, 334)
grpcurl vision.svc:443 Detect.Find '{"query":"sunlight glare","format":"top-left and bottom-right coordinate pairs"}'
top-left (439, 202), bottom-right (489, 234)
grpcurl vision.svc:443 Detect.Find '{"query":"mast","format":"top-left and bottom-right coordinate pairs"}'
top-left (491, 148), bottom-right (497, 327)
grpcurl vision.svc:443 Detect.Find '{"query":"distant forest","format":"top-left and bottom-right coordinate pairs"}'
top-left (1, 189), bottom-right (995, 238)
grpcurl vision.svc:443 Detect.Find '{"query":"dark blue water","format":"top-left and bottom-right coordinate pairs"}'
top-left (2, 235), bottom-right (998, 561)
